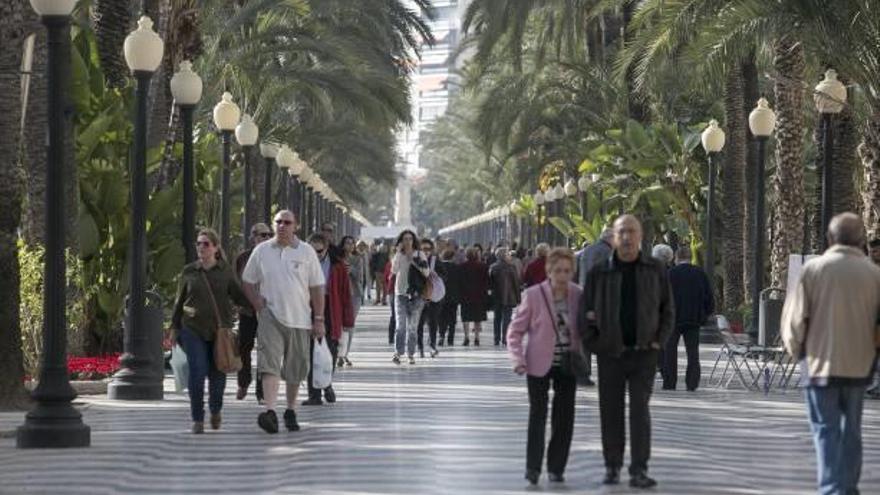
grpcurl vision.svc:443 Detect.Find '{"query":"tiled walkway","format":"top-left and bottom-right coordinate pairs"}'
top-left (1, 305), bottom-right (878, 494)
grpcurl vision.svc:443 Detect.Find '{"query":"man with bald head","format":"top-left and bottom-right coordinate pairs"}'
top-left (781, 212), bottom-right (880, 495)
top-left (579, 214), bottom-right (674, 489)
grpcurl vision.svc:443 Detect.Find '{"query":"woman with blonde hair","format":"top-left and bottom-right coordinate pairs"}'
top-left (172, 228), bottom-right (249, 434)
top-left (507, 248), bottom-right (583, 486)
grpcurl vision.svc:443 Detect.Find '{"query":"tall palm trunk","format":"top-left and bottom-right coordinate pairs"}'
top-left (23, 29), bottom-right (47, 247)
top-left (741, 52), bottom-right (759, 304)
top-left (860, 112), bottom-right (880, 238)
top-left (770, 35), bottom-right (805, 289)
top-left (0, 0), bottom-right (31, 409)
top-left (722, 66), bottom-right (746, 314)
top-left (91, 0), bottom-right (132, 89)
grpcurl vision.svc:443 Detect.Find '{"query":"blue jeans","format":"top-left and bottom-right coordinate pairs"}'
top-left (179, 327), bottom-right (226, 422)
top-left (493, 305), bottom-right (513, 345)
top-left (805, 385), bottom-right (866, 495)
top-left (395, 295), bottom-right (424, 357)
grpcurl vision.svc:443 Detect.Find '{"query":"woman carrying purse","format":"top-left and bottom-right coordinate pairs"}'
top-left (507, 248), bottom-right (584, 486)
top-left (171, 229), bottom-right (249, 434)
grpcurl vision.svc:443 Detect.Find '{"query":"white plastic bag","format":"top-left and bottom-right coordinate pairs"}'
top-left (170, 343), bottom-right (189, 393)
top-left (428, 271), bottom-right (446, 303)
top-left (312, 338), bottom-right (334, 390)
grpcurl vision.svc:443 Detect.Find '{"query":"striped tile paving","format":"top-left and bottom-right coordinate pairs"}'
top-left (1, 304), bottom-right (878, 494)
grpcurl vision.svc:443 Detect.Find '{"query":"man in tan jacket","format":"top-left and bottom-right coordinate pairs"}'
top-left (781, 212), bottom-right (880, 495)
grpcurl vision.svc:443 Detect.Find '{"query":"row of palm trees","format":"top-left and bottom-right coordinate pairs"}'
top-left (420, 0), bottom-right (880, 320)
top-left (0, 0), bottom-right (436, 407)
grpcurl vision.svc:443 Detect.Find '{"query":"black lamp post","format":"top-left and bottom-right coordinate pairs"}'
top-left (170, 61), bottom-right (202, 263)
top-left (814, 69), bottom-right (847, 251)
top-left (564, 178), bottom-right (578, 247)
top-left (108, 15), bottom-right (165, 401)
top-left (259, 142), bottom-right (278, 223)
top-left (213, 92), bottom-right (241, 253)
top-left (701, 119), bottom-right (726, 283)
top-left (534, 190), bottom-right (546, 243)
top-left (748, 98), bottom-right (777, 336)
top-left (578, 174), bottom-right (590, 227)
top-left (236, 114), bottom-right (259, 244)
top-left (17, 0), bottom-right (91, 449)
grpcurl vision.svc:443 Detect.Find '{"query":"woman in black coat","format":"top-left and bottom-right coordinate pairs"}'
top-left (437, 247), bottom-right (461, 346)
top-left (459, 247), bottom-right (489, 346)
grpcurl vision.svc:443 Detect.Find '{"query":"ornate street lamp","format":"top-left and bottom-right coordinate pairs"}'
top-left (276, 144), bottom-right (298, 215)
top-left (236, 113), bottom-right (259, 245)
top-left (748, 97), bottom-right (777, 335)
top-left (701, 119), bottom-right (726, 285)
top-left (259, 142), bottom-right (278, 223)
top-left (814, 69), bottom-right (847, 250)
top-left (213, 92), bottom-right (241, 252)
top-left (564, 178), bottom-right (578, 246)
top-left (577, 174), bottom-right (591, 224)
top-left (169, 60), bottom-right (202, 263)
top-left (552, 182), bottom-right (565, 246)
top-left (18, 0), bottom-right (91, 449)
top-left (534, 189), bottom-right (546, 244)
top-left (108, 15), bottom-right (165, 402)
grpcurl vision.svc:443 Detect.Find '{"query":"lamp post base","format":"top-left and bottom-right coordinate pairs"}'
top-left (17, 403), bottom-right (91, 449)
top-left (107, 362), bottom-right (164, 400)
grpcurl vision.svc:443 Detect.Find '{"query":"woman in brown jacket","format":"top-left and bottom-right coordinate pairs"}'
top-left (459, 247), bottom-right (490, 346)
top-left (172, 229), bottom-right (249, 434)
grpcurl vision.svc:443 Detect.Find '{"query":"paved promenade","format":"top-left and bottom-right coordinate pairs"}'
top-left (1, 305), bottom-right (879, 494)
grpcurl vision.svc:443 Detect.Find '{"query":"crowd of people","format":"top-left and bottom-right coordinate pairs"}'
top-left (167, 208), bottom-right (878, 494)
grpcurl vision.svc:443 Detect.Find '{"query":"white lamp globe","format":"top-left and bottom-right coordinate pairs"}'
top-left (169, 61), bottom-right (202, 106)
top-left (30, 0), bottom-right (77, 16)
top-left (534, 190), bottom-right (545, 206)
top-left (276, 144), bottom-right (294, 169)
top-left (578, 174), bottom-right (591, 192)
top-left (553, 183), bottom-right (565, 200)
top-left (701, 119), bottom-right (726, 153)
top-left (124, 16), bottom-right (164, 73)
top-left (235, 114), bottom-right (259, 146)
top-left (564, 178), bottom-right (578, 197)
top-left (213, 92), bottom-right (241, 131)
top-left (749, 97), bottom-right (777, 137)
top-left (260, 142), bottom-right (278, 159)
top-left (590, 173), bottom-right (601, 183)
top-left (814, 69), bottom-right (847, 114)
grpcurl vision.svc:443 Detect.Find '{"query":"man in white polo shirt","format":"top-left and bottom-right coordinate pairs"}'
top-left (242, 210), bottom-right (325, 434)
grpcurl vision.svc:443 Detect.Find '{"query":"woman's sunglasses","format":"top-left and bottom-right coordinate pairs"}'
top-left (253, 232), bottom-right (272, 239)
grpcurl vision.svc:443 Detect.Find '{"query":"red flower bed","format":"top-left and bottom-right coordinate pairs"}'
top-left (67, 354), bottom-right (121, 381)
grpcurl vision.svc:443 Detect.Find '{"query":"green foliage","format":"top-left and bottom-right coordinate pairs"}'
top-left (19, 242), bottom-right (86, 377)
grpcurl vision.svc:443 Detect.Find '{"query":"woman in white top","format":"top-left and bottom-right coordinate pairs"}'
top-left (391, 230), bottom-right (430, 364)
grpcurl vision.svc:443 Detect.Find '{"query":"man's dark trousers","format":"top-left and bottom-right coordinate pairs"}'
top-left (597, 350), bottom-right (658, 474)
top-left (493, 304), bottom-right (513, 345)
top-left (237, 314), bottom-right (263, 401)
top-left (662, 324), bottom-right (701, 390)
top-left (308, 298), bottom-right (338, 400)
top-left (527, 367), bottom-right (576, 475)
top-left (417, 300), bottom-right (441, 351)
top-left (440, 300), bottom-right (458, 345)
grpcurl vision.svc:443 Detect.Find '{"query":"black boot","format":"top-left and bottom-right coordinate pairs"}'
top-left (603, 467), bottom-right (620, 485)
top-left (524, 469), bottom-right (539, 486)
top-left (629, 470), bottom-right (657, 489)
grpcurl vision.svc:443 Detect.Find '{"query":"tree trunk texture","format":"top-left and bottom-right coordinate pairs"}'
top-left (770, 36), bottom-right (805, 290)
top-left (251, 155), bottom-right (266, 231)
top-left (722, 67), bottom-right (746, 314)
top-left (0, 0), bottom-right (31, 409)
top-left (741, 53), bottom-right (758, 305)
top-left (91, 0), bottom-right (132, 89)
top-left (622, 0), bottom-right (649, 123)
top-left (833, 83), bottom-right (859, 215)
top-left (151, 0), bottom-right (203, 194)
top-left (860, 112), bottom-right (880, 238)
top-left (22, 29), bottom-right (47, 248)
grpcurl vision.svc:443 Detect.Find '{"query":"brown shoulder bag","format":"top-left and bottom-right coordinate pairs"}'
top-left (200, 271), bottom-right (242, 373)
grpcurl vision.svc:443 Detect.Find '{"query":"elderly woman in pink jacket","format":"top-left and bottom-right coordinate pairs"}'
top-left (507, 247), bottom-right (583, 487)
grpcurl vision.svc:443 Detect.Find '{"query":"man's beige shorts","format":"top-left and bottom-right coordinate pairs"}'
top-left (257, 308), bottom-right (310, 384)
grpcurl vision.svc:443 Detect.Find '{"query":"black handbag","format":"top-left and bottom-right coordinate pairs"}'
top-left (538, 284), bottom-right (590, 382)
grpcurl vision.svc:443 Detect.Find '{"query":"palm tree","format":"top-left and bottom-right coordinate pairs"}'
top-left (91, 0), bottom-right (132, 89)
top-left (0, 0), bottom-right (32, 409)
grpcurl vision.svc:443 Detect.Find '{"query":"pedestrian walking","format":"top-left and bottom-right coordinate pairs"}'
top-left (507, 248), bottom-right (582, 486)
top-left (867, 238), bottom-right (880, 398)
top-left (241, 210), bottom-right (326, 434)
top-left (391, 230), bottom-right (430, 365)
top-left (171, 228), bottom-right (249, 434)
top-left (662, 245), bottom-right (713, 391)
top-left (438, 247), bottom-right (461, 346)
top-left (523, 243), bottom-right (550, 287)
top-left (234, 222), bottom-right (273, 402)
top-left (575, 228), bottom-right (613, 387)
top-left (459, 247), bottom-right (489, 346)
top-left (339, 236), bottom-right (366, 367)
top-left (303, 233), bottom-right (354, 406)
top-left (417, 239), bottom-right (442, 358)
top-left (781, 213), bottom-right (880, 495)
top-left (372, 242), bottom-right (390, 305)
top-left (580, 215), bottom-right (674, 489)
top-left (489, 247), bottom-right (521, 346)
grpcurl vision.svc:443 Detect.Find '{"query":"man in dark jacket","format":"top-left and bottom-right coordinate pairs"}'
top-left (662, 246), bottom-right (713, 391)
top-left (575, 227), bottom-right (613, 386)
top-left (438, 248), bottom-right (461, 346)
top-left (579, 215), bottom-right (674, 489)
top-left (489, 248), bottom-right (521, 346)
top-left (234, 222), bottom-right (273, 402)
